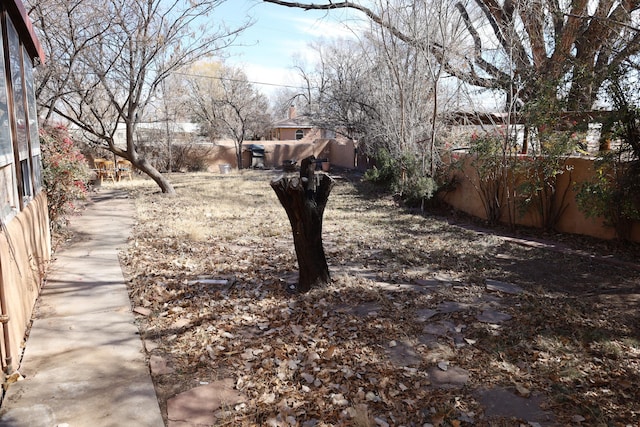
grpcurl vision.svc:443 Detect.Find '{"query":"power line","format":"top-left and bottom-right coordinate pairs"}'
top-left (172, 70), bottom-right (307, 90)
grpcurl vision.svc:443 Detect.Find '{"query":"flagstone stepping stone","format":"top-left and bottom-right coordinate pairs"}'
top-left (167, 378), bottom-right (247, 427)
top-left (433, 273), bottom-right (459, 282)
top-left (485, 279), bottom-right (523, 295)
top-left (422, 320), bottom-right (457, 337)
top-left (414, 279), bottom-right (443, 288)
top-left (143, 339), bottom-right (159, 352)
top-left (476, 310), bottom-right (512, 323)
top-left (149, 354), bottom-right (174, 375)
top-left (387, 340), bottom-right (422, 367)
top-left (436, 301), bottom-right (471, 313)
top-left (428, 366), bottom-right (469, 388)
top-left (415, 308), bottom-right (438, 322)
top-left (337, 302), bottom-right (381, 317)
top-left (475, 387), bottom-right (555, 426)
top-left (377, 282), bottom-right (434, 293)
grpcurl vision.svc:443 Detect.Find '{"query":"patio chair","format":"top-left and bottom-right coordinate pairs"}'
top-left (116, 159), bottom-right (133, 181)
top-left (93, 158), bottom-right (106, 182)
top-left (97, 160), bottom-right (116, 184)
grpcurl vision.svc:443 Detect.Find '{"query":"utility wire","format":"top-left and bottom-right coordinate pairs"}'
top-left (172, 70), bottom-right (307, 90)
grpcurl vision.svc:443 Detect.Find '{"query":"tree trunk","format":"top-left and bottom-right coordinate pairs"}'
top-left (135, 157), bottom-right (175, 194)
top-left (271, 156), bottom-right (335, 292)
top-left (237, 141), bottom-right (244, 170)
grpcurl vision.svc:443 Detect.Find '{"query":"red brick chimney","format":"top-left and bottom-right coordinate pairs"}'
top-left (288, 105), bottom-right (296, 119)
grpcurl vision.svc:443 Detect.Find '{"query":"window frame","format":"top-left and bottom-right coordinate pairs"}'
top-left (0, 4), bottom-right (44, 219)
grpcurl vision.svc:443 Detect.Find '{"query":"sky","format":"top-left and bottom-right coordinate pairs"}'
top-left (213, 1), bottom-right (362, 97)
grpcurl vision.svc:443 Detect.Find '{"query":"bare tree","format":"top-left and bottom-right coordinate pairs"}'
top-left (305, 38), bottom-right (375, 141)
top-left (185, 63), bottom-right (272, 169)
top-left (263, 0), bottom-right (640, 111)
top-left (290, 0), bottom-right (466, 204)
top-left (28, 0), bottom-right (250, 193)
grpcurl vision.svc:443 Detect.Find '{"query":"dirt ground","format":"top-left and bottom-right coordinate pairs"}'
top-left (111, 170), bottom-right (639, 426)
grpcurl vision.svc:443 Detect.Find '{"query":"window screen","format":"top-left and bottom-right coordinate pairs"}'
top-left (0, 28), bottom-right (12, 167)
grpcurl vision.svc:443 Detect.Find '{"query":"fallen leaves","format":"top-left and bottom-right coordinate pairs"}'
top-left (118, 171), bottom-right (640, 426)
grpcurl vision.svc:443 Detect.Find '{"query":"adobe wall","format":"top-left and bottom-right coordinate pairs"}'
top-left (442, 155), bottom-right (640, 242)
top-left (0, 192), bottom-right (51, 372)
top-left (327, 139), bottom-right (357, 169)
top-left (277, 128), bottom-right (322, 142)
top-left (206, 139), bottom-right (356, 171)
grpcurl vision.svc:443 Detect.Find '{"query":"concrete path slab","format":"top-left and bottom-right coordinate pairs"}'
top-left (0, 190), bottom-right (164, 427)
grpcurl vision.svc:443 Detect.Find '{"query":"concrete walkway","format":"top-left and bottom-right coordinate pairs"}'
top-left (0, 190), bottom-right (164, 427)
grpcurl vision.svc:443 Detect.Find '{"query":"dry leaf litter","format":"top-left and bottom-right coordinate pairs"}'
top-left (110, 171), bottom-right (640, 427)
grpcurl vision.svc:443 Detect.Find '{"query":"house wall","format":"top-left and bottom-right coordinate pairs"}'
top-left (0, 192), bottom-right (50, 372)
top-left (276, 128), bottom-right (321, 142)
top-left (442, 155), bottom-right (640, 242)
top-left (0, 0), bottom-right (50, 375)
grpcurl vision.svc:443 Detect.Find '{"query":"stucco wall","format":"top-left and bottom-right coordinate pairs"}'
top-left (328, 139), bottom-right (357, 169)
top-left (206, 139), bottom-right (356, 171)
top-left (0, 192), bottom-right (51, 372)
top-left (442, 155), bottom-right (640, 242)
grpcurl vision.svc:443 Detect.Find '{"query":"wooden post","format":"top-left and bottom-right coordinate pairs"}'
top-left (271, 156), bottom-right (335, 292)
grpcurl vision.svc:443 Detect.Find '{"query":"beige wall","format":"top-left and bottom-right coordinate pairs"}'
top-left (327, 139), bottom-right (357, 169)
top-left (442, 155), bottom-right (640, 242)
top-left (0, 192), bottom-right (51, 372)
top-left (275, 128), bottom-right (321, 142)
top-left (206, 139), bottom-right (356, 171)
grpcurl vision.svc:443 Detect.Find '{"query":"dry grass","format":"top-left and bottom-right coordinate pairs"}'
top-left (104, 170), bottom-right (639, 426)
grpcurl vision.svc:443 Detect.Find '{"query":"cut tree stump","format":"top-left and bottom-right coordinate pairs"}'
top-left (271, 156), bottom-right (335, 292)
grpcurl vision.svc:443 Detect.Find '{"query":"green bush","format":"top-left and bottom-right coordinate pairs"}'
top-left (576, 151), bottom-right (640, 239)
top-left (365, 149), bottom-right (436, 207)
top-left (363, 148), bottom-right (399, 188)
top-left (40, 124), bottom-right (92, 231)
top-left (575, 71), bottom-right (640, 239)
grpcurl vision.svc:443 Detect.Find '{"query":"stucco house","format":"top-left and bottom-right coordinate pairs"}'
top-left (0, 0), bottom-right (50, 376)
top-left (269, 105), bottom-right (337, 141)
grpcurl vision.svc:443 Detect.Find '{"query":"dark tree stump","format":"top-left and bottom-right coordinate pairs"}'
top-left (271, 156), bottom-right (335, 292)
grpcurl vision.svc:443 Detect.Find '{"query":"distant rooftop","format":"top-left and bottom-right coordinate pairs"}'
top-left (272, 105), bottom-right (313, 129)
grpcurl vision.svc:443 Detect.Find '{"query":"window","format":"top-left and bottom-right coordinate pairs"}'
top-left (0, 23), bottom-right (17, 220)
top-left (23, 46), bottom-right (40, 191)
top-left (0, 28), bottom-right (12, 167)
top-left (295, 129), bottom-right (304, 140)
top-left (7, 18), bottom-right (33, 204)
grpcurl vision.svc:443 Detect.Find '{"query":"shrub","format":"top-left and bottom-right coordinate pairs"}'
top-left (40, 124), bottom-right (92, 232)
top-left (365, 148), bottom-right (436, 207)
top-left (576, 151), bottom-right (640, 239)
top-left (575, 79), bottom-right (640, 240)
top-left (516, 129), bottom-right (579, 231)
top-left (463, 131), bottom-right (512, 225)
top-left (171, 143), bottom-right (213, 172)
top-left (363, 148), bottom-right (399, 188)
